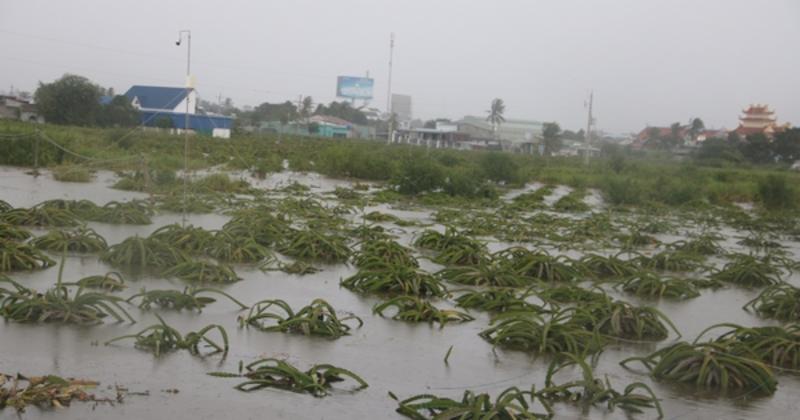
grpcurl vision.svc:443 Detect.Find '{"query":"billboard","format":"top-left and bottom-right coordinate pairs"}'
top-left (336, 76), bottom-right (374, 100)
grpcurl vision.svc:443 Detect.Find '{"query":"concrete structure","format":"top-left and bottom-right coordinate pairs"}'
top-left (733, 104), bottom-right (790, 138)
top-left (0, 95), bottom-right (44, 123)
top-left (456, 116), bottom-right (542, 151)
top-left (123, 85), bottom-right (232, 138)
top-left (391, 122), bottom-right (500, 150)
top-left (391, 94), bottom-right (412, 122)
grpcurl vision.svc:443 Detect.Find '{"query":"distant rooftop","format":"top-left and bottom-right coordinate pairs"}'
top-left (124, 85), bottom-right (191, 110)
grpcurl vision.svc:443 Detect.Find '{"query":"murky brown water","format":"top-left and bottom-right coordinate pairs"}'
top-left (1, 166), bottom-right (799, 420)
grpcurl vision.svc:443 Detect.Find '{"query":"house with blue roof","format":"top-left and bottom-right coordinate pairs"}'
top-left (123, 85), bottom-right (233, 138)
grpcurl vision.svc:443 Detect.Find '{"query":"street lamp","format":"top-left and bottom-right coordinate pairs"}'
top-left (176, 30), bottom-right (191, 223)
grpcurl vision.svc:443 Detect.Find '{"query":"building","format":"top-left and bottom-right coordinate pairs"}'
top-left (0, 95), bottom-right (44, 123)
top-left (123, 85), bottom-right (232, 138)
top-left (391, 121), bottom-right (500, 150)
top-left (391, 94), bottom-right (412, 122)
top-left (733, 104), bottom-right (789, 138)
top-left (456, 116), bottom-right (542, 151)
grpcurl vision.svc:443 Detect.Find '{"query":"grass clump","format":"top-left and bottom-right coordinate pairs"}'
top-left (101, 236), bottom-right (188, 270)
top-left (207, 231), bottom-right (272, 263)
top-left (494, 247), bottom-right (579, 282)
top-left (105, 314), bottom-right (228, 357)
top-left (540, 354), bottom-right (663, 418)
top-left (280, 228), bottom-right (351, 263)
top-left (454, 288), bottom-right (541, 313)
top-left (437, 258), bottom-right (531, 287)
top-left (744, 283), bottom-right (800, 321)
top-left (711, 254), bottom-right (783, 288)
top-left (51, 164), bottom-right (92, 182)
top-left (620, 271), bottom-right (700, 300)
top-left (393, 387), bottom-right (552, 419)
top-left (353, 238), bottom-right (418, 269)
top-left (0, 278), bottom-right (133, 324)
top-left (209, 358), bottom-right (368, 397)
top-left (621, 341), bottom-right (777, 394)
top-left (341, 263), bottom-right (447, 297)
top-left (414, 228), bottom-right (487, 266)
top-left (30, 227), bottom-right (108, 253)
top-left (128, 287), bottom-right (246, 311)
top-left (0, 240), bottom-right (56, 272)
top-left (162, 261), bottom-right (241, 284)
top-left (68, 272), bottom-right (126, 292)
top-left (553, 189), bottom-right (590, 212)
top-left (573, 300), bottom-right (680, 341)
top-left (373, 296), bottom-right (474, 326)
top-left (148, 223), bottom-right (214, 254)
top-left (479, 309), bottom-right (604, 355)
top-left (239, 298), bottom-right (362, 338)
top-left (578, 253), bottom-right (638, 280)
top-left (0, 223), bottom-right (32, 241)
top-left (89, 200), bottom-right (152, 225)
top-left (0, 206), bottom-right (78, 227)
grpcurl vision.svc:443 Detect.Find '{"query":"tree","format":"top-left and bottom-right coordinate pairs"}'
top-left (299, 96), bottom-right (314, 124)
top-left (34, 74), bottom-right (103, 126)
top-left (542, 122), bottom-right (562, 156)
top-left (772, 128), bottom-right (800, 163)
top-left (695, 137), bottom-right (743, 163)
top-left (689, 117), bottom-right (705, 140)
top-left (480, 152), bottom-right (518, 184)
top-left (739, 133), bottom-right (773, 164)
top-left (486, 98), bottom-right (506, 137)
top-left (670, 122), bottom-right (683, 146)
top-left (155, 116), bottom-right (175, 129)
top-left (98, 95), bottom-right (139, 127)
top-left (314, 101), bottom-right (368, 125)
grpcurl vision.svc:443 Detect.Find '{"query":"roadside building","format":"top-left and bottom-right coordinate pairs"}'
top-left (456, 116), bottom-right (542, 152)
top-left (123, 85), bottom-right (233, 138)
top-left (0, 95), bottom-right (44, 123)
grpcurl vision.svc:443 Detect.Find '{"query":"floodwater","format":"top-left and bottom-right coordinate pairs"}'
top-left (1, 166), bottom-right (799, 420)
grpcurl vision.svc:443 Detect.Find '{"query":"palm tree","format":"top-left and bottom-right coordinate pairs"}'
top-left (486, 98), bottom-right (506, 138)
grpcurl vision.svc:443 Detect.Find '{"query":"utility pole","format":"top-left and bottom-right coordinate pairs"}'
top-left (584, 90), bottom-right (594, 165)
top-left (176, 29), bottom-right (191, 224)
top-left (386, 33), bottom-right (395, 143)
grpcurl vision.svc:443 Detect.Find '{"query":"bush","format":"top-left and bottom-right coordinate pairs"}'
top-left (602, 176), bottom-right (643, 206)
top-left (757, 174), bottom-right (797, 210)
top-left (392, 154), bottom-right (444, 195)
top-left (479, 152), bottom-right (519, 184)
top-left (51, 164), bottom-right (92, 182)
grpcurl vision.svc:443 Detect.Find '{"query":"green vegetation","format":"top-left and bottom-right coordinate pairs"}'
top-left (128, 287), bottom-right (247, 311)
top-left (30, 227), bottom-right (108, 253)
top-left (373, 296), bottom-right (474, 326)
top-left (239, 298), bottom-right (362, 338)
top-left (105, 315), bottom-right (228, 356)
top-left (621, 341), bottom-right (777, 394)
top-left (209, 358), bottom-right (368, 397)
top-left (744, 284), bottom-right (800, 321)
top-left (0, 240), bottom-right (55, 272)
top-left (0, 278), bottom-right (133, 324)
top-left (51, 164), bottom-right (93, 182)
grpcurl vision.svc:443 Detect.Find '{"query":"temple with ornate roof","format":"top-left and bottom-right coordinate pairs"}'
top-left (733, 104), bottom-right (790, 138)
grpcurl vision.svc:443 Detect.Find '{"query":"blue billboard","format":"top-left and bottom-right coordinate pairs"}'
top-left (336, 76), bottom-right (374, 100)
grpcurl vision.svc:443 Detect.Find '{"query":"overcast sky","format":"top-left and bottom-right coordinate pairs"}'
top-left (1, 0), bottom-right (797, 133)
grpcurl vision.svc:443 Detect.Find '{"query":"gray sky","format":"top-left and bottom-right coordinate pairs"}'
top-left (1, 0), bottom-right (798, 133)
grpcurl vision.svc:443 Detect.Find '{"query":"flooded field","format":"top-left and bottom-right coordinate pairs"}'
top-left (2, 165), bottom-right (799, 419)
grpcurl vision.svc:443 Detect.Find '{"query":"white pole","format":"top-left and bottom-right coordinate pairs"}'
top-left (386, 33), bottom-right (395, 143)
top-left (177, 30), bottom-right (191, 224)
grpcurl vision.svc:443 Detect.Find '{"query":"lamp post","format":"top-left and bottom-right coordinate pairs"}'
top-left (176, 30), bottom-right (191, 223)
